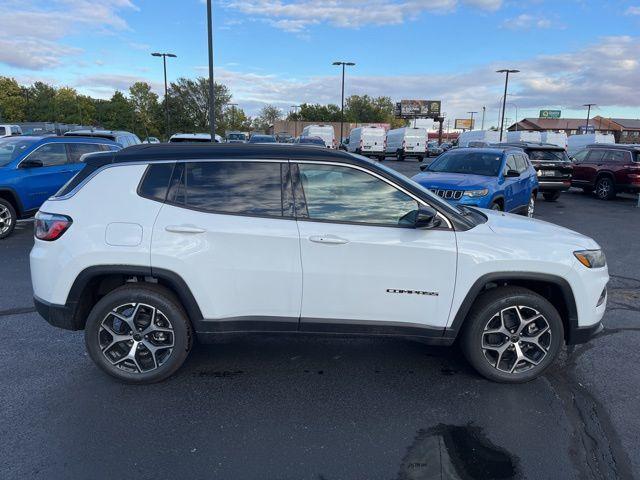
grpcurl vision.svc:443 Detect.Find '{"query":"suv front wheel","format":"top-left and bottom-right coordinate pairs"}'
top-left (0, 198), bottom-right (17, 240)
top-left (85, 284), bottom-right (193, 384)
top-left (461, 287), bottom-right (563, 383)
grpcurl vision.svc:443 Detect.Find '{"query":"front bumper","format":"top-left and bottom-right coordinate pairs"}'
top-left (568, 320), bottom-right (604, 344)
top-left (34, 296), bottom-right (81, 331)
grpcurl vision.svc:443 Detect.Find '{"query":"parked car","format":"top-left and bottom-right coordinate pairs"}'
top-left (301, 124), bottom-right (336, 148)
top-left (294, 135), bottom-right (326, 146)
top-left (248, 134), bottom-right (277, 143)
top-left (226, 131), bottom-right (248, 144)
top-left (506, 131), bottom-right (542, 143)
top-left (347, 126), bottom-right (386, 161)
top-left (64, 129), bottom-right (141, 147)
top-left (440, 142), bottom-right (453, 151)
top-left (31, 143), bottom-right (606, 384)
top-left (143, 137), bottom-right (161, 144)
top-left (427, 141), bottom-right (443, 157)
top-left (385, 127), bottom-right (428, 161)
top-left (275, 132), bottom-right (294, 143)
top-left (570, 144), bottom-right (640, 200)
top-left (0, 136), bottom-right (120, 239)
top-left (413, 147), bottom-right (539, 216)
top-left (457, 130), bottom-right (499, 148)
top-left (493, 142), bottom-right (573, 201)
top-left (169, 133), bottom-right (223, 143)
top-left (0, 125), bottom-right (22, 138)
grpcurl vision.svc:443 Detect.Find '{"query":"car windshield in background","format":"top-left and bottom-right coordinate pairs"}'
top-left (527, 149), bottom-right (569, 162)
top-left (228, 133), bottom-right (246, 141)
top-left (428, 151), bottom-right (503, 176)
top-left (0, 138), bottom-right (36, 166)
top-left (249, 135), bottom-right (276, 143)
top-left (299, 136), bottom-right (325, 145)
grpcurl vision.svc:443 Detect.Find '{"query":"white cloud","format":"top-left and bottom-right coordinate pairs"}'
top-left (625, 5), bottom-right (640, 15)
top-left (223, 0), bottom-right (503, 31)
top-left (502, 13), bottom-right (555, 30)
top-left (0, 0), bottom-right (136, 70)
top-left (75, 73), bottom-right (163, 97)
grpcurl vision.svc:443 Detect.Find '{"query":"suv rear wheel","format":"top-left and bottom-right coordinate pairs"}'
top-left (396, 150), bottom-right (405, 162)
top-left (461, 287), bottom-right (563, 383)
top-left (85, 284), bottom-right (193, 384)
top-left (595, 176), bottom-right (616, 200)
top-left (0, 198), bottom-right (17, 240)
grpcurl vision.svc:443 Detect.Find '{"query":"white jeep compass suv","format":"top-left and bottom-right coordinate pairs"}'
top-left (30, 144), bottom-right (608, 384)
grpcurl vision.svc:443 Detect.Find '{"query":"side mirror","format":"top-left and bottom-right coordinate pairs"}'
top-left (419, 163), bottom-right (428, 171)
top-left (505, 169), bottom-right (520, 178)
top-left (414, 206), bottom-right (442, 229)
top-left (20, 159), bottom-right (44, 169)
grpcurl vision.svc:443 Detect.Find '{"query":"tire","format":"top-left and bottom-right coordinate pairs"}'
top-left (543, 191), bottom-right (560, 202)
top-left (526, 192), bottom-right (536, 217)
top-left (396, 150), bottom-right (405, 162)
top-left (490, 201), bottom-right (503, 211)
top-left (0, 198), bottom-right (17, 240)
top-left (460, 286), bottom-right (564, 383)
top-left (378, 155), bottom-right (385, 162)
top-left (595, 176), bottom-right (616, 200)
top-left (84, 284), bottom-right (193, 384)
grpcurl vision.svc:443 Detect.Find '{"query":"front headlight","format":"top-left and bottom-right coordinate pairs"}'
top-left (574, 250), bottom-right (606, 268)
top-left (464, 189), bottom-right (489, 198)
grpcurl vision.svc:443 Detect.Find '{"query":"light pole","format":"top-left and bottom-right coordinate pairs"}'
top-left (467, 111), bottom-right (477, 131)
top-left (497, 69), bottom-right (519, 141)
top-left (481, 106), bottom-right (486, 130)
top-left (332, 61), bottom-right (355, 144)
top-left (583, 103), bottom-right (596, 134)
top-left (151, 52), bottom-right (177, 140)
top-left (206, 0), bottom-right (216, 141)
top-left (290, 105), bottom-right (301, 137)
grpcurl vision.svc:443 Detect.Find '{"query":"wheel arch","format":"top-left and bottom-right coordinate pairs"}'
top-left (0, 188), bottom-right (23, 217)
top-left (490, 194), bottom-right (505, 209)
top-left (447, 272), bottom-right (578, 344)
top-left (65, 265), bottom-right (203, 330)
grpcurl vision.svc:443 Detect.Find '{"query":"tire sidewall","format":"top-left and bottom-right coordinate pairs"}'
top-left (0, 198), bottom-right (17, 240)
top-left (461, 289), bottom-right (564, 383)
top-left (596, 177), bottom-right (614, 200)
top-left (84, 285), bottom-right (192, 384)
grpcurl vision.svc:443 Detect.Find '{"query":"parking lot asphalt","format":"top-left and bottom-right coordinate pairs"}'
top-left (2, 159), bottom-right (639, 480)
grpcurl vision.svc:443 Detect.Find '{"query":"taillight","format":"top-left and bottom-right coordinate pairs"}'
top-left (35, 212), bottom-right (73, 241)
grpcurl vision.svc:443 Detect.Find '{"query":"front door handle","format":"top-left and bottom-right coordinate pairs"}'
top-left (308, 234), bottom-right (349, 245)
top-left (165, 225), bottom-right (206, 234)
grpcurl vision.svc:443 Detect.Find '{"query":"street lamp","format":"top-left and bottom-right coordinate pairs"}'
top-left (583, 103), bottom-right (596, 133)
top-left (290, 105), bottom-right (301, 137)
top-left (467, 111), bottom-right (477, 131)
top-left (496, 69), bottom-right (519, 141)
top-left (151, 52), bottom-right (177, 140)
top-left (206, 0), bottom-right (216, 141)
top-left (332, 61), bottom-right (355, 144)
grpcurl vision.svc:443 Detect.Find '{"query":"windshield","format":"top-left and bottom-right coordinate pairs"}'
top-left (0, 138), bottom-right (36, 166)
top-left (527, 149), bottom-right (569, 162)
top-left (249, 135), bottom-right (276, 143)
top-left (228, 133), bottom-right (246, 141)
top-left (427, 150), bottom-right (503, 176)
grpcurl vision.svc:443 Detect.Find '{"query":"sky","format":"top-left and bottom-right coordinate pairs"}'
top-left (2, 0), bottom-right (640, 127)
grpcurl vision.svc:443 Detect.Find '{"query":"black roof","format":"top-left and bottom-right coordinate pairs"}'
top-left (492, 142), bottom-right (565, 150)
top-left (110, 143), bottom-right (363, 164)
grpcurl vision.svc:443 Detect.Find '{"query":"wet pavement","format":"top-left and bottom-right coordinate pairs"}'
top-left (1, 160), bottom-right (639, 479)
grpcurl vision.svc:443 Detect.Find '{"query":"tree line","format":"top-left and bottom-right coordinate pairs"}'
top-left (0, 76), bottom-right (405, 139)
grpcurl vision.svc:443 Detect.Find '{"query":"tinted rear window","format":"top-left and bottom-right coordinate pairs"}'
top-left (169, 161), bottom-right (288, 217)
top-left (138, 163), bottom-right (175, 201)
top-left (527, 149), bottom-right (569, 162)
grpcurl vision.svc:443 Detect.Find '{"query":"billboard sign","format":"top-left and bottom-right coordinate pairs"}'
top-left (539, 110), bottom-right (561, 119)
top-left (395, 100), bottom-right (441, 118)
top-left (455, 118), bottom-right (474, 130)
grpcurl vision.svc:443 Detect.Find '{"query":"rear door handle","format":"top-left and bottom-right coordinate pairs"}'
top-left (165, 225), bottom-right (206, 234)
top-left (308, 234), bottom-right (349, 245)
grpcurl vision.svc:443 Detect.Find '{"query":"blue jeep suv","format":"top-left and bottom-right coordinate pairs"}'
top-left (412, 147), bottom-right (539, 216)
top-left (0, 136), bottom-right (120, 239)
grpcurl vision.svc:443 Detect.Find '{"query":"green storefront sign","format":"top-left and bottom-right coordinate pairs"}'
top-left (540, 110), bottom-right (561, 119)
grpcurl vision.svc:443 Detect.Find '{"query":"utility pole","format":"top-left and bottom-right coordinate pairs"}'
top-left (332, 61), bottom-right (355, 144)
top-left (481, 106), bottom-right (486, 130)
top-left (151, 52), bottom-right (177, 140)
top-left (290, 105), bottom-right (301, 137)
top-left (207, 0), bottom-right (216, 141)
top-left (497, 69), bottom-right (519, 141)
top-left (583, 103), bottom-right (596, 134)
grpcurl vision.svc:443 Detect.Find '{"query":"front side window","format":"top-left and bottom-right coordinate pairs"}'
top-left (297, 163), bottom-right (418, 227)
top-left (170, 161), bottom-right (288, 218)
top-left (26, 143), bottom-right (69, 166)
top-left (587, 150), bottom-right (606, 163)
top-left (572, 150), bottom-right (589, 162)
top-left (504, 155), bottom-right (518, 174)
top-left (515, 155), bottom-right (529, 173)
top-left (67, 143), bottom-right (104, 163)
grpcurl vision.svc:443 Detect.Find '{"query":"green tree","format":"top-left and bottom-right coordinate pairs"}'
top-left (26, 82), bottom-right (57, 122)
top-left (222, 105), bottom-right (252, 133)
top-left (102, 91), bottom-right (135, 131)
top-left (129, 82), bottom-right (162, 139)
top-left (345, 95), bottom-right (396, 123)
top-left (287, 103), bottom-right (342, 122)
top-left (0, 77), bottom-right (27, 122)
top-left (252, 104), bottom-right (283, 132)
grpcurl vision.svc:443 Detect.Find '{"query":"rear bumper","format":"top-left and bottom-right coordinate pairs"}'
top-left (34, 296), bottom-right (81, 331)
top-left (537, 181), bottom-right (572, 191)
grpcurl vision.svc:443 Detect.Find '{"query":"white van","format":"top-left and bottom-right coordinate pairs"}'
top-left (169, 133), bottom-right (223, 143)
top-left (457, 130), bottom-right (500, 148)
top-left (506, 131), bottom-right (542, 143)
top-left (540, 131), bottom-right (568, 149)
top-left (347, 126), bottom-right (386, 160)
top-left (567, 133), bottom-right (615, 156)
top-left (0, 125), bottom-right (22, 138)
top-left (385, 127), bottom-right (427, 161)
top-left (301, 125), bottom-right (336, 148)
